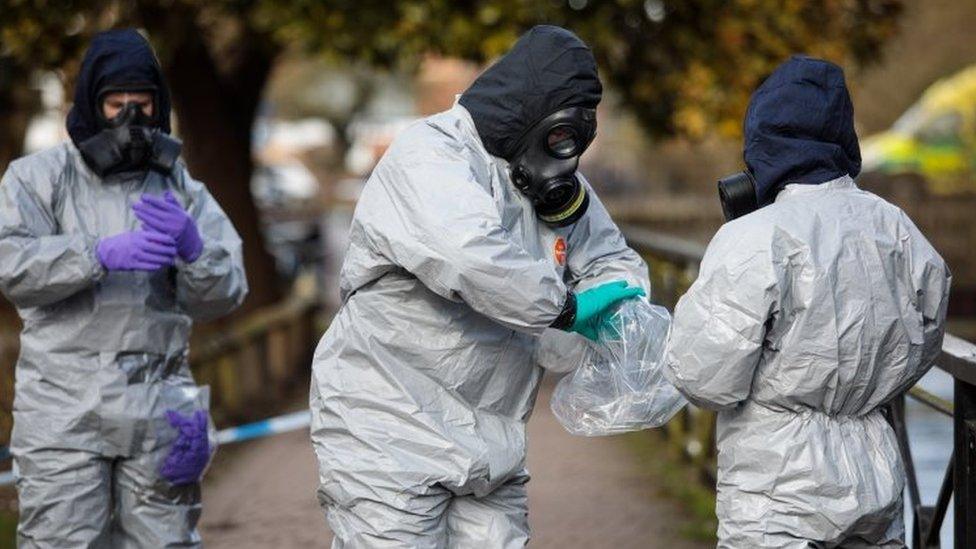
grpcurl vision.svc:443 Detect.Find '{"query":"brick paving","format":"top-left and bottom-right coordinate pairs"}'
top-left (200, 376), bottom-right (710, 548)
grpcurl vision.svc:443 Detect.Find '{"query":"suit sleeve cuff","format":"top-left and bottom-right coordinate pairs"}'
top-left (549, 291), bottom-right (577, 331)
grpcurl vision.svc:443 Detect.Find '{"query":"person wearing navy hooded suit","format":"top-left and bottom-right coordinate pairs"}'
top-left (0, 29), bottom-right (247, 547)
top-left (664, 56), bottom-right (951, 547)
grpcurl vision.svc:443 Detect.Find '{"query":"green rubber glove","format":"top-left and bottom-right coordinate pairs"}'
top-left (570, 280), bottom-right (645, 341)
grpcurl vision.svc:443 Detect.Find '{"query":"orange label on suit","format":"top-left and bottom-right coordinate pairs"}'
top-left (554, 237), bottom-right (567, 266)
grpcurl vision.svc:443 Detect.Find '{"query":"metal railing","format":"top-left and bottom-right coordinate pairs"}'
top-left (620, 224), bottom-right (976, 549)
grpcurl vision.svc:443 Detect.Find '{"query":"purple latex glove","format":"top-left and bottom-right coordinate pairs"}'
top-left (132, 191), bottom-right (203, 263)
top-left (160, 409), bottom-right (211, 486)
top-left (96, 230), bottom-right (178, 271)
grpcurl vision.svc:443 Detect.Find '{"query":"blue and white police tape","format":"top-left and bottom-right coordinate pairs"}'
top-left (216, 409), bottom-right (311, 445)
top-left (0, 409), bottom-right (313, 487)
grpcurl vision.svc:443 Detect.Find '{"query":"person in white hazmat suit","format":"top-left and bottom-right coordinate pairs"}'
top-left (309, 25), bottom-right (649, 547)
top-left (0, 30), bottom-right (247, 547)
top-left (664, 56), bottom-right (951, 548)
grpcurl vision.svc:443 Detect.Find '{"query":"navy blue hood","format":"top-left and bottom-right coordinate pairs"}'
top-left (67, 29), bottom-right (172, 146)
top-left (744, 56), bottom-right (860, 204)
top-left (459, 25), bottom-right (602, 160)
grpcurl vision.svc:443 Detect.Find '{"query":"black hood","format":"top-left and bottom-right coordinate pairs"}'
top-left (743, 55), bottom-right (861, 204)
top-left (459, 25), bottom-right (602, 160)
top-left (67, 29), bottom-right (172, 146)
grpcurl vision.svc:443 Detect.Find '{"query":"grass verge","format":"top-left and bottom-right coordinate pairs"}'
top-left (621, 430), bottom-right (718, 543)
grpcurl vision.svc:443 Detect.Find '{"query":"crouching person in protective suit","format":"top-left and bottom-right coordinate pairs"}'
top-left (0, 29), bottom-right (247, 547)
top-left (665, 56), bottom-right (951, 548)
top-left (309, 25), bottom-right (648, 548)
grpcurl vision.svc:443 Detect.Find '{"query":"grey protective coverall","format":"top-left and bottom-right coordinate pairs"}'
top-left (665, 176), bottom-right (950, 547)
top-left (0, 141), bottom-right (247, 546)
top-left (309, 99), bottom-right (648, 547)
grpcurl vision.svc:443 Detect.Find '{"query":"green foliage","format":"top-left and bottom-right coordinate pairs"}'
top-left (0, 0), bottom-right (102, 70)
top-left (561, 0), bottom-right (904, 138)
top-left (252, 1), bottom-right (532, 66)
top-left (623, 430), bottom-right (718, 542)
top-left (0, 0), bottom-right (903, 140)
top-left (270, 0), bottom-right (902, 139)
top-left (256, 0), bottom-right (903, 139)
top-left (0, 507), bottom-right (14, 549)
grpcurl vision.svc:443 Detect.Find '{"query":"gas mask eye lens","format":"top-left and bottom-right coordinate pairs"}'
top-left (546, 125), bottom-right (579, 158)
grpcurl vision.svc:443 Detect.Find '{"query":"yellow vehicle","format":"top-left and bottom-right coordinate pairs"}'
top-left (861, 64), bottom-right (976, 195)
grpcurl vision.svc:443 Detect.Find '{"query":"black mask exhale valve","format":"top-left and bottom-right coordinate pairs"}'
top-left (78, 102), bottom-right (182, 177)
top-left (509, 106), bottom-right (596, 227)
top-left (717, 171), bottom-right (759, 222)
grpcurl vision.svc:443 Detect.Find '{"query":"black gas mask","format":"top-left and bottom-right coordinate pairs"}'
top-left (717, 170), bottom-right (760, 222)
top-left (77, 97), bottom-right (182, 177)
top-left (509, 106), bottom-right (596, 227)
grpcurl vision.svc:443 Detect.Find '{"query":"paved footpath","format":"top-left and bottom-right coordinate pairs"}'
top-left (200, 376), bottom-right (710, 548)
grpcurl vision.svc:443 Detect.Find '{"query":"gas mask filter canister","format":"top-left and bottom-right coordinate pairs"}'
top-left (717, 170), bottom-right (759, 222)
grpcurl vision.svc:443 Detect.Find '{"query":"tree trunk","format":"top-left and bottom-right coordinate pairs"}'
top-left (0, 61), bottom-right (41, 318)
top-left (137, 4), bottom-right (282, 314)
top-left (0, 60), bottom-right (38, 174)
top-left (164, 49), bottom-right (281, 315)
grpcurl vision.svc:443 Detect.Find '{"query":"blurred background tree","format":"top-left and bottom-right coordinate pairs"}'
top-left (0, 0), bottom-right (903, 311)
top-left (563, 0), bottom-right (902, 138)
top-left (0, 0), bottom-right (102, 168)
